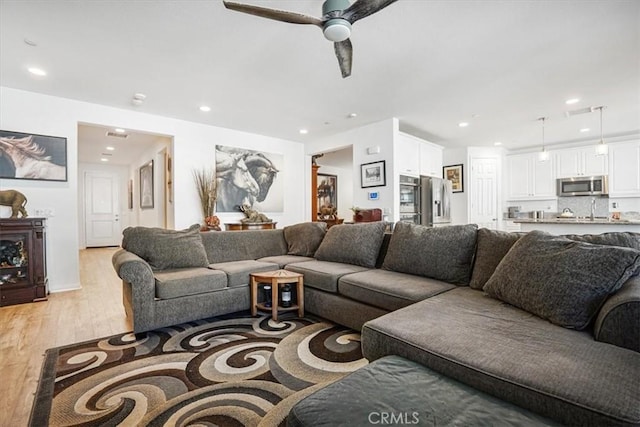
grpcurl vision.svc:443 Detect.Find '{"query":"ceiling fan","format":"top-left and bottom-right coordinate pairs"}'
top-left (222, 0), bottom-right (399, 78)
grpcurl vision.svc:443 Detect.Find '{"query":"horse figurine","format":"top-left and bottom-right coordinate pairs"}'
top-left (0, 190), bottom-right (28, 218)
top-left (0, 136), bottom-right (65, 180)
top-left (239, 203), bottom-right (272, 223)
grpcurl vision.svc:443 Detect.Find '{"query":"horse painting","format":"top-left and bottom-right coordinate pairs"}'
top-left (0, 135), bottom-right (66, 181)
top-left (215, 146), bottom-right (281, 212)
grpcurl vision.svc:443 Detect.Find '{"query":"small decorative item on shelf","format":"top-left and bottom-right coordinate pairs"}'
top-left (0, 189), bottom-right (28, 218)
top-left (280, 283), bottom-right (292, 308)
top-left (350, 206), bottom-right (361, 222)
top-left (263, 285), bottom-right (272, 308)
top-left (239, 203), bottom-right (272, 223)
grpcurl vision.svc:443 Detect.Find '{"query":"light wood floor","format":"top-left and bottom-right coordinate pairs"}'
top-left (0, 247), bottom-right (131, 426)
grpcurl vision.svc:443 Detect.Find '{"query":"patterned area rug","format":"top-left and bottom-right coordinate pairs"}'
top-left (30, 312), bottom-right (367, 426)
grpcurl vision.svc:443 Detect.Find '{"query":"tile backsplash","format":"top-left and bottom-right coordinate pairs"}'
top-left (557, 197), bottom-right (609, 217)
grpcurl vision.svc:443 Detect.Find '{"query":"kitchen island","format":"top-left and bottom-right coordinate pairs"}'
top-left (514, 218), bottom-right (640, 234)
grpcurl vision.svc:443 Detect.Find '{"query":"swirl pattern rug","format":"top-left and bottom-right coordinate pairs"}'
top-left (30, 313), bottom-right (367, 427)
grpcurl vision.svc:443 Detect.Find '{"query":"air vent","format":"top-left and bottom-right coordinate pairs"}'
top-left (101, 152), bottom-right (113, 156)
top-left (106, 131), bottom-right (128, 138)
top-left (565, 106), bottom-right (595, 117)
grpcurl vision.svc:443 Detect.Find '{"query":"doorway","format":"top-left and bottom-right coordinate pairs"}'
top-left (77, 123), bottom-right (172, 248)
top-left (469, 157), bottom-right (499, 229)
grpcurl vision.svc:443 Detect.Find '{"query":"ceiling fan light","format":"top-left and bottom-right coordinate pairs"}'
top-left (323, 19), bottom-right (351, 42)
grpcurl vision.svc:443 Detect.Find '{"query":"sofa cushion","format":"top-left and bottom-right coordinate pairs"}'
top-left (338, 270), bottom-right (456, 311)
top-left (283, 222), bottom-right (327, 257)
top-left (483, 230), bottom-right (640, 329)
top-left (469, 228), bottom-right (524, 290)
top-left (209, 260), bottom-right (279, 287)
top-left (154, 268), bottom-right (227, 299)
top-left (314, 222), bottom-right (387, 268)
top-left (257, 255), bottom-right (315, 269)
top-left (201, 229), bottom-right (288, 263)
top-left (361, 287), bottom-right (640, 426)
top-left (382, 222), bottom-right (478, 285)
top-left (122, 224), bottom-right (209, 270)
top-left (285, 260), bottom-right (369, 293)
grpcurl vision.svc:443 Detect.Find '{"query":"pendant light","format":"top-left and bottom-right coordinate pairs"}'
top-left (537, 117), bottom-right (549, 161)
top-left (595, 106), bottom-right (608, 156)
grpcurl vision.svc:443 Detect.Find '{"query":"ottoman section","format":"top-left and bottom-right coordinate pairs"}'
top-left (287, 355), bottom-right (558, 427)
top-left (338, 269), bottom-right (456, 311)
top-left (154, 268), bottom-right (227, 299)
top-left (286, 260), bottom-right (369, 293)
top-left (209, 260), bottom-right (279, 287)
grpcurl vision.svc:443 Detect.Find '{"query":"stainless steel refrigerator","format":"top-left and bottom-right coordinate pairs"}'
top-left (420, 176), bottom-right (452, 226)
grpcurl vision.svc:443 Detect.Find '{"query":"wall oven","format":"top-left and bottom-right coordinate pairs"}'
top-left (557, 175), bottom-right (608, 197)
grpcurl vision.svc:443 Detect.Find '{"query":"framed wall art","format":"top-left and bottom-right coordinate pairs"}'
top-left (0, 130), bottom-right (67, 181)
top-left (443, 164), bottom-right (464, 193)
top-left (317, 173), bottom-right (337, 215)
top-left (140, 160), bottom-right (154, 209)
top-left (361, 160), bottom-right (386, 188)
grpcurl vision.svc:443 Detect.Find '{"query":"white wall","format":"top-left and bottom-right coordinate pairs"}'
top-left (307, 118), bottom-right (397, 219)
top-left (1, 87), bottom-right (306, 292)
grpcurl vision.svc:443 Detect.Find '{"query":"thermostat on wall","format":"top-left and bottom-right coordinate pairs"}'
top-left (368, 191), bottom-right (379, 200)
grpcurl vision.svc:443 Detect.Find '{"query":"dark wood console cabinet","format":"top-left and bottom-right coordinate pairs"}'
top-left (0, 218), bottom-right (48, 306)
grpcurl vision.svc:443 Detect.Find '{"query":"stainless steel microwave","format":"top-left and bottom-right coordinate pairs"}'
top-left (557, 176), bottom-right (608, 197)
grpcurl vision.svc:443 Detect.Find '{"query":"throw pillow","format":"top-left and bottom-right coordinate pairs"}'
top-left (469, 228), bottom-right (524, 290)
top-left (483, 230), bottom-right (640, 330)
top-left (314, 222), bottom-right (386, 268)
top-left (283, 222), bottom-right (327, 257)
top-left (382, 222), bottom-right (478, 285)
top-left (122, 224), bottom-right (209, 270)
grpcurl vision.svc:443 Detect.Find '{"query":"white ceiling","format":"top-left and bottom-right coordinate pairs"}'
top-left (1, 0), bottom-right (639, 159)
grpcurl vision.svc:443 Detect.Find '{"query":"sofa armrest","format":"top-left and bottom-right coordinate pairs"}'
top-left (593, 275), bottom-right (640, 353)
top-left (112, 249), bottom-right (154, 286)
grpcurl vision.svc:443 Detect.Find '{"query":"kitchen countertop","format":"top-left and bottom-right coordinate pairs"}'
top-left (513, 218), bottom-right (639, 225)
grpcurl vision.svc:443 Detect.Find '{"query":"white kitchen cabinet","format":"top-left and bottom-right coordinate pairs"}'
top-left (555, 146), bottom-right (608, 178)
top-left (608, 140), bottom-right (640, 197)
top-left (506, 153), bottom-right (556, 200)
top-left (419, 142), bottom-right (443, 177)
top-left (395, 133), bottom-right (420, 176)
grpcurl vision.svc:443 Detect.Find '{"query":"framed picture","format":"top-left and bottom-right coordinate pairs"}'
top-left (443, 164), bottom-right (464, 193)
top-left (140, 160), bottom-right (154, 209)
top-left (317, 173), bottom-right (337, 216)
top-left (127, 179), bottom-right (133, 210)
top-left (0, 130), bottom-right (67, 181)
top-left (361, 160), bottom-right (386, 188)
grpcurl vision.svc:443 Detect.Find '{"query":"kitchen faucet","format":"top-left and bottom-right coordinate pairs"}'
top-left (590, 197), bottom-right (596, 221)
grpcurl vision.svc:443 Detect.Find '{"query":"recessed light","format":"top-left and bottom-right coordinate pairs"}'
top-left (106, 146), bottom-right (115, 151)
top-left (347, 113), bottom-right (358, 118)
top-left (24, 38), bottom-right (37, 47)
top-left (100, 158), bottom-right (109, 162)
top-left (580, 128), bottom-right (590, 133)
top-left (494, 142), bottom-right (502, 146)
top-left (566, 98), bottom-right (580, 105)
top-left (27, 67), bottom-right (47, 76)
top-left (132, 93), bottom-right (146, 106)
top-left (299, 129), bottom-right (309, 135)
top-left (199, 105), bottom-right (211, 112)
top-left (458, 122), bottom-right (469, 128)
top-left (114, 128), bottom-right (126, 133)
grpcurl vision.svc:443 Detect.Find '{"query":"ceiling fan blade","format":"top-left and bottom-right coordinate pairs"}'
top-left (334, 39), bottom-right (353, 78)
top-left (223, 1), bottom-right (324, 27)
top-left (341, 0), bottom-right (399, 24)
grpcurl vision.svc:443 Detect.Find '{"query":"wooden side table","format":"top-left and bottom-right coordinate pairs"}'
top-left (250, 270), bottom-right (304, 321)
top-left (225, 222), bottom-right (277, 231)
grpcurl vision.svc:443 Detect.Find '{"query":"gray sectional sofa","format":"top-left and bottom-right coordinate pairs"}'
top-left (112, 221), bottom-right (640, 426)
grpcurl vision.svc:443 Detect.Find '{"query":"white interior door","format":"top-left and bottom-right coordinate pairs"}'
top-left (469, 157), bottom-right (498, 229)
top-left (85, 171), bottom-right (121, 247)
